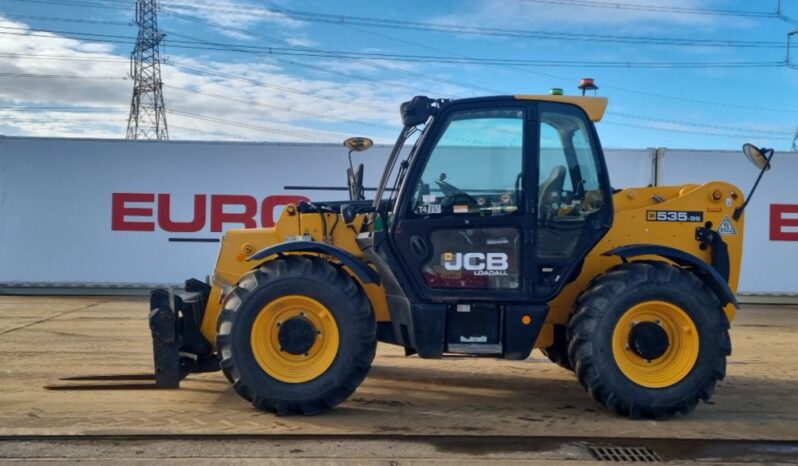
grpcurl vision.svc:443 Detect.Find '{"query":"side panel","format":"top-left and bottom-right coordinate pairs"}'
top-left (199, 209), bottom-right (392, 343)
top-left (540, 181), bottom-right (745, 347)
top-left (660, 149), bottom-right (798, 294)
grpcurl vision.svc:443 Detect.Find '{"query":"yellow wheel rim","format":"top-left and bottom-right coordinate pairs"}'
top-left (250, 295), bottom-right (340, 384)
top-left (611, 300), bottom-right (699, 388)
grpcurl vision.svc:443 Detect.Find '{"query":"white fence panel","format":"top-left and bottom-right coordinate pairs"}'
top-left (5, 136), bottom-right (789, 295)
top-left (604, 148), bottom-right (654, 189)
top-left (0, 137), bottom-right (391, 285)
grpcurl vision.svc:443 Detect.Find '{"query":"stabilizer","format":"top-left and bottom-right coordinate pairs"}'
top-left (150, 278), bottom-right (219, 388)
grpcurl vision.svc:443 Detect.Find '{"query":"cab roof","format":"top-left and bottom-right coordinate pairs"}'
top-left (514, 95), bottom-right (608, 122)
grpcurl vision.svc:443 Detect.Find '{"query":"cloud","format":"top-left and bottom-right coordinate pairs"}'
top-left (0, 15), bottom-right (411, 143)
top-left (284, 37), bottom-right (318, 48)
top-left (433, 0), bottom-right (729, 33)
top-left (161, 0), bottom-right (302, 36)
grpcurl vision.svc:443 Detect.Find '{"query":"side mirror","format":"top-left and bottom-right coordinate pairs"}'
top-left (343, 137), bottom-right (374, 153)
top-left (742, 143), bottom-right (771, 171)
top-left (348, 163), bottom-right (365, 201)
top-left (734, 143), bottom-right (776, 220)
top-left (343, 137), bottom-right (373, 201)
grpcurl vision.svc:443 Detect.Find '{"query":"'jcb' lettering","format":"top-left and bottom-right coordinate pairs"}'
top-left (486, 253), bottom-right (508, 270)
top-left (463, 253), bottom-right (485, 271)
top-left (443, 252), bottom-right (509, 272)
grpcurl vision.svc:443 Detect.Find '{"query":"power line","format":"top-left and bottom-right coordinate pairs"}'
top-left (0, 72), bottom-right (127, 80)
top-left (1, 74), bottom-right (790, 144)
top-left (167, 109), bottom-right (345, 142)
top-left (0, 52), bottom-right (129, 63)
top-left (162, 40), bottom-right (785, 68)
top-left (163, 29), bottom-right (435, 97)
top-left (256, 0), bottom-right (797, 114)
top-left (9, 0), bottom-right (786, 51)
top-left (3, 0), bottom-right (129, 10)
top-left (4, 26), bottom-right (793, 117)
top-left (7, 0), bottom-right (781, 18)
top-left (165, 84), bottom-right (397, 131)
top-left (160, 10), bottom-right (500, 94)
top-left (0, 106), bottom-right (127, 111)
top-left (327, 10), bottom-right (798, 139)
top-left (0, 24), bottom-right (788, 69)
top-left (0, 26), bottom-right (135, 42)
top-left (606, 111), bottom-right (790, 136)
top-left (4, 0), bottom-right (796, 132)
top-left (159, 1), bottom-right (784, 49)
top-left (339, 20), bottom-right (798, 115)
top-left (602, 121), bottom-right (792, 140)
top-left (509, 0), bottom-right (780, 17)
top-left (4, 18), bottom-right (762, 69)
top-left (168, 123), bottom-right (259, 141)
top-left (166, 60), bottom-right (395, 113)
top-left (327, 8), bottom-right (798, 131)
top-left (3, 13), bottom-right (133, 27)
top-left (0, 63), bottom-right (397, 118)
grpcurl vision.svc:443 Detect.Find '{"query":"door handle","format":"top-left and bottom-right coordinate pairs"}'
top-left (409, 235), bottom-right (429, 259)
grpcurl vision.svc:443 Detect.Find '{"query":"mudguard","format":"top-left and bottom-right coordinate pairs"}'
top-left (247, 241), bottom-right (380, 285)
top-left (603, 244), bottom-right (738, 308)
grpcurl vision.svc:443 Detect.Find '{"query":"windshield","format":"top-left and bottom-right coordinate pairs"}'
top-left (373, 123), bottom-right (427, 212)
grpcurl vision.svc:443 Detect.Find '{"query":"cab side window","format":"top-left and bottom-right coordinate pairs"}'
top-left (411, 109), bottom-right (524, 217)
top-left (536, 105), bottom-right (606, 295)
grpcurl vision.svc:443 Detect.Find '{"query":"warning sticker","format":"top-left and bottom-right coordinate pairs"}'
top-left (453, 204), bottom-right (469, 214)
top-left (718, 216), bottom-right (737, 235)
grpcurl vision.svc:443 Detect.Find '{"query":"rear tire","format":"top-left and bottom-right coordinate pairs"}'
top-left (568, 261), bottom-right (731, 419)
top-left (216, 255), bottom-right (376, 415)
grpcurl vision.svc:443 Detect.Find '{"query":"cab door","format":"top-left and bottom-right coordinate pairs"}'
top-left (390, 99), bottom-right (535, 301)
top-left (534, 102), bottom-right (613, 298)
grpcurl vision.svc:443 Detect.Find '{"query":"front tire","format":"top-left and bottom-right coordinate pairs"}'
top-left (217, 256), bottom-right (376, 415)
top-left (568, 261), bottom-right (731, 419)
top-left (542, 324), bottom-right (573, 371)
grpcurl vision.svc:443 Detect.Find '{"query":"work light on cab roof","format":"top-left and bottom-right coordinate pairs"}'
top-left (579, 78), bottom-right (599, 96)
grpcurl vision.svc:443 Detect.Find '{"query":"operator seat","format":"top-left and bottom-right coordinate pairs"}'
top-left (538, 165), bottom-right (566, 223)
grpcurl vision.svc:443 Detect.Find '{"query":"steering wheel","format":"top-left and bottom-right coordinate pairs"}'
top-left (538, 165), bottom-right (567, 224)
top-left (435, 174), bottom-right (478, 205)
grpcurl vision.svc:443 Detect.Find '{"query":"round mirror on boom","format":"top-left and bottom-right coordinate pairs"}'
top-left (742, 143), bottom-right (770, 171)
top-left (343, 137), bottom-right (374, 153)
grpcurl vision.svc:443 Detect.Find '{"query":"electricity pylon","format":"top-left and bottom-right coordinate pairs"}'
top-left (126, 0), bottom-right (168, 140)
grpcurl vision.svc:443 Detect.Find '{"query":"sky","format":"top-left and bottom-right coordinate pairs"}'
top-left (0, 0), bottom-right (797, 150)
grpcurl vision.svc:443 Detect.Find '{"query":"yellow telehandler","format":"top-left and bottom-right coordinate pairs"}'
top-left (149, 86), bottom-right (774, 419)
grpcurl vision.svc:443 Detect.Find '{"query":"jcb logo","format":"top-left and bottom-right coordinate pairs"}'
top-left (443, 252), bottom-right (509, 276)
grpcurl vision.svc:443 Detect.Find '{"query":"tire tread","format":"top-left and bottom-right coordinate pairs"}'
top-left (568, 260), bottom-right (731, 419)
top-left (216, 255), bottom-right (376, 415)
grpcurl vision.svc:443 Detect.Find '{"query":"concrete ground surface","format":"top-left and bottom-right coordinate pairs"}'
top-left (0, 296), bottom-right (797, 463)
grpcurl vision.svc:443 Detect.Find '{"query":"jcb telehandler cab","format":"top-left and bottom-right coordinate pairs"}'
top-left (150, 90), bottom-right (770, 419)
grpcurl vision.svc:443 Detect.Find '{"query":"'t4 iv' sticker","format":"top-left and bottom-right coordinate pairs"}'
top-left (417, 204), bottom-right (441, 215)
top-left (718, 216), bottom-right (737, 235)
